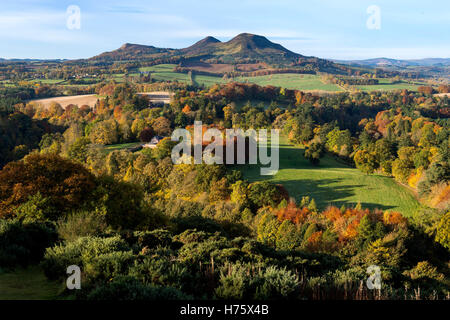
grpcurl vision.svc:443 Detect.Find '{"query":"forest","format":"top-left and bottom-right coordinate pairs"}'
top-left (0, 78), bottom-right (449, 300)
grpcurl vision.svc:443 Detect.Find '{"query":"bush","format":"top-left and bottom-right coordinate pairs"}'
top-left (0, 219), bottom-right (57, 268)
top-left (128, 256), bottom-right (192, 292)
top-left (42, 236), bottom-right (129, 280)
top-left (132, 229), bottom-right (173, 249)
top-left (86, 276), bottom-right (191, 300)
top-left (57, 210), bottom-right (107, 242)
top-left (84, 251), bottom-right (135, 282)
top-left (215, 263), bottom-right (300, 300)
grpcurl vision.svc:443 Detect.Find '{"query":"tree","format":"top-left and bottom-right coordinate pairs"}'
top-left (94, 176), bottom-right (146, 230)
top-left (435, 212), bottom-right (450, 250)
top-left (208, 178), bottom-right (229, 202)
top-left (152, 116), bottom-right (171, 136)
top-left (354, 150), bottom-right (378, 174)
top-left (304, 142), bottom-right (324, 165)
top-left (182, 105), bottom-right (191, 114)
top-left (256, 212), bottom-right (279, 247)
top-left (139, 127), bottom-right (155, 142)
top-left (248, 182), bottom-right (281, 209)
top-left (392, 158), bottom-right (414, 183)
top-left (0, 154), bottom-right (96, 219)
top-left (68, 137), bottom-right (90, 163)
top-left (89, 119), bottom-right (119, 145)
top-left (275, 220), bottom-right (302, 250)
top-left (153, 138), bottom-right (177, 161)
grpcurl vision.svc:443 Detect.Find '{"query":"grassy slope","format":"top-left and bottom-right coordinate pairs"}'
top-left (239, 136), bottom-right (420, 217)
top-left (0, 266), bottom-right (61, 300)
top-left (236, 74), bottom-right (342, 92)
top-left (355, 79), bottom-right (426, 92)
top-left (102, 142), bottom-right (142, 154)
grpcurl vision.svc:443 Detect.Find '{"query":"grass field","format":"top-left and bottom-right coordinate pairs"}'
top-left (0, 266), bottom-right (61, 300)
top-left (137, 64), bottom-right (227, 86)
top-left (239, 136), bottom-right (421, 217)
top-left (355, 79), bottom-right (425, 92)
top-left (102, 142), bottom-right (142, 154)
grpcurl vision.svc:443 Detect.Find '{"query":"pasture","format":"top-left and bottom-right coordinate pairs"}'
top-left (235, 74), bottom-right (343, 92)
top-left (239, 136), bottom-right (421, 217)
top-left (355, 79), bottom-right (426, 92)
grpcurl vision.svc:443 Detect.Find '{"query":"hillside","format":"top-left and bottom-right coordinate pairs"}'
top-left (240, 137), bottom-right (420, 216)
top-left (88, 43), bottom-right (177, 62)
top-left (335, 57), bottom-right (450, 67)
top-left (84, 33), bottom-right (347, 73)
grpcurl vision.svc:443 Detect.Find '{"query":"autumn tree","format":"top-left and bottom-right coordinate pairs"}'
top-left (304, 142), bottom-right (324, 165)
top-left (0, 154), bottom-right (96, 219)
top-left (152, 116), bottom-right (171, 136)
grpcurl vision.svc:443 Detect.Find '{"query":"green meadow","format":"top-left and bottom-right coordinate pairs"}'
top-left (235, 74), bottom-right (342, 92)
top-left (239, 137), bottom-right (421, 217)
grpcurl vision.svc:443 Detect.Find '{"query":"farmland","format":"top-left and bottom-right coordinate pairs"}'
top-left (29, 94), bottom-right (99, 109)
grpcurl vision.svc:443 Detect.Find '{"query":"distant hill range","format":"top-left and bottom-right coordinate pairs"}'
top-left (333, 57), bottom-right (450, 68)
top-left (86, 33), bottom-right (346, 74)
top-left (3, 33), bottom-right (447, 78)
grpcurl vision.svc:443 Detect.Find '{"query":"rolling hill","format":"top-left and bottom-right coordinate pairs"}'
top-left (83, 33), bottom-right (347, 74)
top-left (334, 57), bottom-right (450, 67)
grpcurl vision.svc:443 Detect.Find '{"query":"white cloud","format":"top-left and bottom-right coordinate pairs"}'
top-left (0, 10), bottom-right (93, 44)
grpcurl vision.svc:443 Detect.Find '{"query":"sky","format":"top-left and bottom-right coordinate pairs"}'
top-left (0, 0), bottom-right (449, 60)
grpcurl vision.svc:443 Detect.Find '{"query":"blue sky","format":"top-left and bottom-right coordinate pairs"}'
top-left (1, 0), bottom-right (449, 59)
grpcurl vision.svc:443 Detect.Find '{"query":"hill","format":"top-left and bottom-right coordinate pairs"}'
top-left (84, 33), bottom-right (347, 73)
top-left (89, 43), bottom-right (176, 62)
top-left (181, 33), bottom-right (301, 63)
top-left (335, 57), bottom-right (450, 67)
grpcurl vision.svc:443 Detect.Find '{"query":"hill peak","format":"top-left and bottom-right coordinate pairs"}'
top-left (201, 36), bottom-right (221, 44)
top-left (224, 33), bottom-right (297, 57)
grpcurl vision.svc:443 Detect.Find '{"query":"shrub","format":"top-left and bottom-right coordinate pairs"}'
top-left (128, 256), bottom-right (192, 292)
top-left (215, 263), bottom-right (300, 300)
top-left (254, 266), bottom-right (300, 299)
top-left (0, 219), bottom-right (57, 268)
top-left (57, 210), bottom-right (108, 242)
top-left (132, 229), bottom-right (173, 249)
top-left (86, 276), bottom-right (191, 300)
top-left (435, 211), bottom-right (450, 250)
top-left (42, 236), bottom-right (129, 280)
top-left (84, 251), bottom-right (136, 282)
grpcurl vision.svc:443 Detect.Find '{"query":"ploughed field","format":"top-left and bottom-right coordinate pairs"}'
top-left (29, 94), bottom-right (99, 109)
